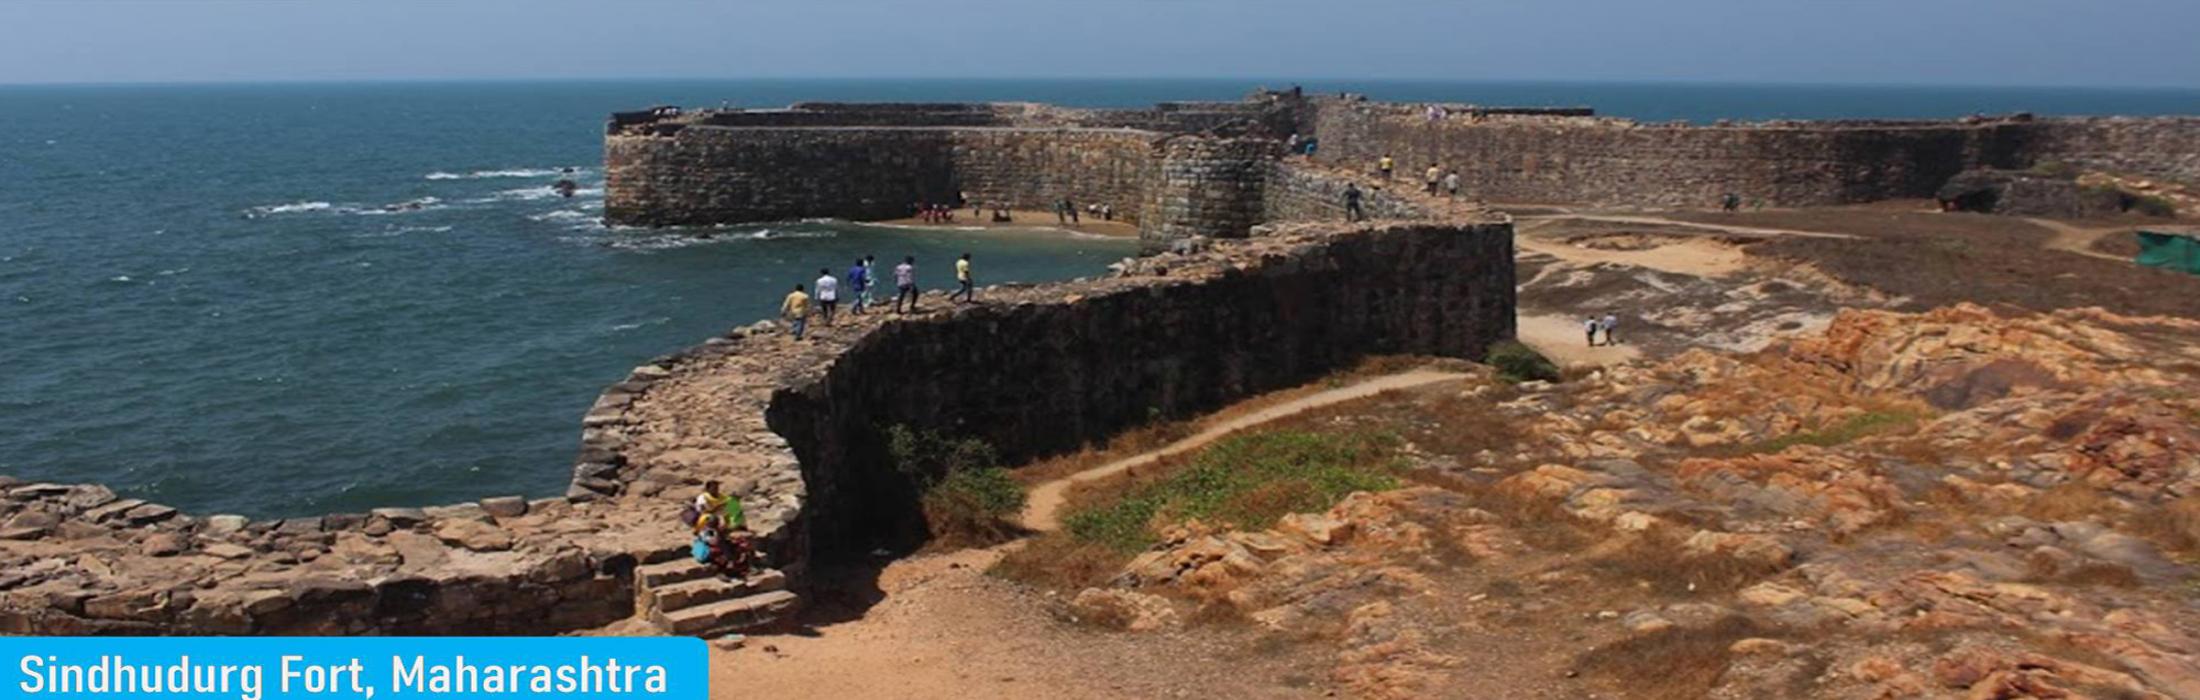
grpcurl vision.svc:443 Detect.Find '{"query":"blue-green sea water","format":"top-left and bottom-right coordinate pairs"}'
top-left (5, 79), bottom-right (2198, 517)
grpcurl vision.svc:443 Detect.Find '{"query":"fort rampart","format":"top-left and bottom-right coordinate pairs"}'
top-left (0, 216), bottom-right (1515, 635)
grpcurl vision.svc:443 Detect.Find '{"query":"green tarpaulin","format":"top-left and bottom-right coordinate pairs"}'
top-left (2136, 230), bottom-right (2200, 276)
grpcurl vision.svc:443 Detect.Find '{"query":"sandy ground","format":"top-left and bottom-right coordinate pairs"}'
top-left (1515, 232), bottom-right (1750, 278)
top-left (872, 209), bottom-right (1138, 238)
top-left (710, 371), bottom-right (1475, 700)
top-left (1515, 313), bottom-right (1640, 367)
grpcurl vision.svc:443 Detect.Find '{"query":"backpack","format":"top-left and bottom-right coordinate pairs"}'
top-left (678, 502), bottom-right (701, 529)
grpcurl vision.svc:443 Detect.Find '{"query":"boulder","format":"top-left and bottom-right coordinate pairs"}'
top-left (140, 532), bottom-right (188, 557)
top-left (432, 519), bottom-right (512, 552)
top-left (59, 485), bottom-right (119, 511)
top-left (478, 496), bottom-right (529, 519)
top-left (202, 543), bottom-right (255, 560)
top-left (1070, 588), bottom-right (1180, 632)
top-left (368, 507), bottom-right (427, 528)
top-left (202, 514), bottom-right (249, 537)
top-left (1277, 513), bottom-right (1355, 547)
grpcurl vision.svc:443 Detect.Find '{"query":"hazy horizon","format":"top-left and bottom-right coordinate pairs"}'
top-left (5, 0), bottom-right (2197, 88)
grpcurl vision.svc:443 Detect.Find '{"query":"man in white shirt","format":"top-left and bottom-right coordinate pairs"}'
top-left (814, 268), bottom-right (839, 326)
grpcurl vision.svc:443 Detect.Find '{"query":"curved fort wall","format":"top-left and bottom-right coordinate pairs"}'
top-left (0, 212), bottom-right (1514, 634)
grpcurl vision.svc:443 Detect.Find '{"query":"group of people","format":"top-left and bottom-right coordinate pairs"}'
top-left (1376, 153), bottom-right (1461, 198)
top-left (778, 253), bottom-right (977, 339)
top-left (912, 203), bottom-right (958, 223)
top-left (1584, 314), bottom-right (1621, 347)
top-left (687, 480), bottom-right (757, 578)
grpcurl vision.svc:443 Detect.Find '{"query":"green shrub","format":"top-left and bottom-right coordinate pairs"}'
top-left (1064, 429), bottom-right (1402, 552)
top-left (2131, 194), bottom-right (2178, 218)
top-left (1487, 340), bottom-right (1562, 383)
top-left (2024, 161), bottom-right (2080, 180)
top-left (886, 425), bottom-right (1024, 544)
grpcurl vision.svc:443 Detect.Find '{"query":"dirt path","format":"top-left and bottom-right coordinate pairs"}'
top-left (715, 369), bottom-right (1472, 699)
top-left (1514, 313), bottom-right (1640, 367)
top-left (2026, 217), bottom-right (2130, 262)
top-left (1018, 369), bottom-right (1470, 532)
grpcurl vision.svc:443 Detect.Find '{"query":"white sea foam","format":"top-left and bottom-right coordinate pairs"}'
top-left (529, 209), bottom-right (594, 222)
top-left (352, 197), bottom-right (445, 215)
top-left (424, 168), bottom-right (580, 180)
top-left (248, 201), bottom-right (333, 216)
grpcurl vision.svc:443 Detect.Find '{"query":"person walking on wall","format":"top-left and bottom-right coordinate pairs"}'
top-left (782, 283), bottom-right (812, 340)
top-left (814, 268), bottom-right (839, 327)
top-left (1601, 313), bottom-right (1620, 346)
top-left (1378, 153), bottom-right (1395, 181)
top-left (1584, 317), bottom-right (1600, 347)
top-left (893, 256), bottom-right (919, 314)
top-left (1424, 163), bottom-right (1442, 195)
top-left (1344, 182), bottom-right (1365, 222)
top-left (846, 258), bottom-right (870, 315)
top-left (1443, 170), bottom-right (1461, 199)
top-left (950, 252), bottom-right (975, 304)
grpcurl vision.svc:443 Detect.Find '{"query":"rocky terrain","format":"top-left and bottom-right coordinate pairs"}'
top-left (1054, 304), bottom-right (2200, 698)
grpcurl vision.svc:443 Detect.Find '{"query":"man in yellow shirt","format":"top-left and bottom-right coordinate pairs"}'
top-left (781, 283), bottom-right (811, 339)
top-left (1378, 154), bottom-right (1395, 181)
top-left (950, 252), bottom-right (975, 304)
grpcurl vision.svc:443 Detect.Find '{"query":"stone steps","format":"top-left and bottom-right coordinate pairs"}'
top-left (633, 559), bottom-right (799, 638)
top-left (653, 589), bottom-right (800, 637)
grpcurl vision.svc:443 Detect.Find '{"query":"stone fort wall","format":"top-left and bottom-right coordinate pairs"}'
top-left (1305, 99), bottom-right (2200, 209)
top-left (609, 95), bottom-right (2200, 247)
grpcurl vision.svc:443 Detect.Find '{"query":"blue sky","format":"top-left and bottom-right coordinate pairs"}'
top-left (3, 0), bottom-right (2195, 87)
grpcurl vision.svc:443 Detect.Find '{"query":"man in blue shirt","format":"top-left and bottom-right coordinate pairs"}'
top-left (846, 258), bottom-right (870, 315)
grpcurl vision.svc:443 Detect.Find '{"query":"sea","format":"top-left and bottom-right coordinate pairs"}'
top-left (5, 79), bottom-right (2198, 518)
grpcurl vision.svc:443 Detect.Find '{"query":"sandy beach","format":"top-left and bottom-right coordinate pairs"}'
top-left (872, 208), bottom-right (1139, 237)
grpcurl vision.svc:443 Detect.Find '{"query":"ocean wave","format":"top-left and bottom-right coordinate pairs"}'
top-left (528, 209), bottom-right (595, 222)
top-left (473, 186), bottom-right (603, 203)
top-left (246, 201), bottom-right (332, 217)
top-left (351, 197), bottom-right (445, 215)
top-left (423, 168), bottom-right (582, 180)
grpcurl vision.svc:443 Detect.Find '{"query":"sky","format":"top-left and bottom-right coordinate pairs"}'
top-left (3, 0), bottom-right (2196, 87)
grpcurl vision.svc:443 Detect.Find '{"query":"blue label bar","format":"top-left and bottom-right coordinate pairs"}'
top-left (1, 637), bottom-right (705, 700)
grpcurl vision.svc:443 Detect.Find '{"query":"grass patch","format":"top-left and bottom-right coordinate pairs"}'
top-left (887, 425), bottom-right (1027, 547)
top-left (1062, 429), bottom-right (1404, 553)
top-left (1737, 409), bottom-right (1920, 455)
top-left (990, 535), bottom-right (1134, 592)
